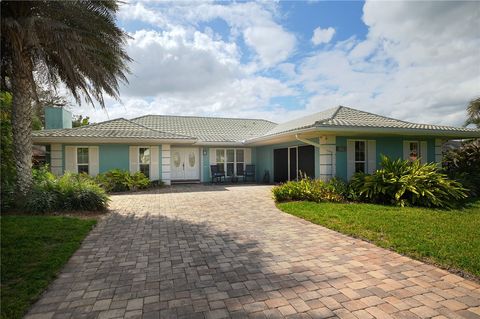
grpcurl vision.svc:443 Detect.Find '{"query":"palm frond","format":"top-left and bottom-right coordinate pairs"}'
top-left (1, 0), bottom-right (132, 108)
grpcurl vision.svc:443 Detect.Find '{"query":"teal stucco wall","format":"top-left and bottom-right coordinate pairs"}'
top-left (61, 144), bottom-right (163, 177)
top-left (336, 136), bottom-right (436, 180)
top-left (99, 144), bottom-right (129, 173)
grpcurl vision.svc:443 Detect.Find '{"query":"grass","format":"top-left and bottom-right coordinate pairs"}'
top-left (277, 199), bottom-right (480, 279)
top-left (1, 216), bottom-right (97, 319)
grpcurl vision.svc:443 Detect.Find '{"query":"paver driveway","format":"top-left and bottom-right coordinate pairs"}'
top-left (26, 185), bottom-right (480, 319)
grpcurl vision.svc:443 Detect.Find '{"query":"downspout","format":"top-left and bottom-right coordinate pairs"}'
top-left (295, 134), bottom-right (321, 148)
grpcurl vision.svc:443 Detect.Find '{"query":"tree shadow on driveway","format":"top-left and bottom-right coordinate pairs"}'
top-left (27, 211), bottom-right (328, 319)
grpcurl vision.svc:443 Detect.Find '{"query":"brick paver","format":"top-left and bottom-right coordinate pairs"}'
top-left (25, 185), bottom-right (480, 318)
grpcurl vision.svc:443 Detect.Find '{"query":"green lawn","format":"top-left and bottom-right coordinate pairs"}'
top-left (1, 216), bottom-right (97, 319)
top-left (277, 200), bottom-right (480, 279)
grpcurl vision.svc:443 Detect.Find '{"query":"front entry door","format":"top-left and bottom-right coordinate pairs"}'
top-left (171, 148), bottom-right (200, 180)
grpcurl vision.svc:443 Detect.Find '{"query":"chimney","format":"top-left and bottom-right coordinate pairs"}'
top-left (44, 107), bottom-right (72, 129)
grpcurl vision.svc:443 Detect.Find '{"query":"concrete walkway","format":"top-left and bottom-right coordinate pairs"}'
top-left (26, 185), bottom-right (480, 319)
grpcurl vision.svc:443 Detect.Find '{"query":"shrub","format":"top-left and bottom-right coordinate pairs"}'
top-left (24, 168), bottom-right (109, 213)
top-left (23, 186), bottom-right (59, 213)
top-left (273, 177), bottom-right (344, 203)
top-left (95, 169), bottom-right (131, 192)
top-left (57, 173), bottom-right (109, 211)
top-left (1, 91), bottom-right (15, 211)
top-left (95, 169), bottom-right (151, 192)
top-left (443, 139), bottom-right (480, 196)
top-left (127, 172), bottom-right (152, 190)
top-left (349, 155), bottom-right (468, 208)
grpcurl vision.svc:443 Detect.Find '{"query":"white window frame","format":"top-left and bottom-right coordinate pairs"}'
top-left (235, 149), bottom-right (245, 176)
top-left (354, 140), bottom-right (367, 173)
top-left (138, 146), bottom-right (151, 178)
top-left (406, 141), bottom-right (420, 161)
top-left (215, 148), bottom-right (245, 176)
top-left (287, 146), bottom-right (299, 181)
top-left (76, 147), bottom-right (89, 174)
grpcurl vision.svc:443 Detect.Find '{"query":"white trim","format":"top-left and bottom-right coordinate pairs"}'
top-left (50, 144), bottom-right (63, 176)
top-left (161, 144), bottom-right (171, 185)
top-left (347, 139), bottom-right (376, 180)
top-left (287, 146), bottom-right (298, 181)
top-left (354, 140), bottom-right (367, 173)
top-left (245, 126), bottom-right (480, 145)
top-left (75, 146), bottom-right (89, 174)
top-left (33, 137), bottom-right (196, 144)
top-left (434, 138), bottom-right (444, 164)
top-left (319, 136), bottom-right (336, 181)
top-left (137, 146), bottom-right (152, 178)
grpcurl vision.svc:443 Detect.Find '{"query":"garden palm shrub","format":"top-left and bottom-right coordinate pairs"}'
top-left (57, 173), bottom-right (109, 211)
top-left (350, 155), bottom-right (468, 207)
top-left (24, 168), bottom-right (109, 213)
top-left (443, 139), bottom-right (480, 196)
top-left (272, 177), bottom-right (344, 203)
top-left (95, 169), bottom-right (151, 192)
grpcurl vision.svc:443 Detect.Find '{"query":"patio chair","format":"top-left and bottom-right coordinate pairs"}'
top-left (210, 164), bottom-right (225, 183)
top-left (244, 164), bottom-right (256, 182)
top-left (236, 165), bottom-right (246, 182)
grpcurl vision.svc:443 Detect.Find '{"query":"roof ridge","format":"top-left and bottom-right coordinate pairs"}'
top-left (124, 118), bottom-right (196, 139)
top-left (131, 114), bottom-right (277, 124)
top-left (315, 105), bottom-right (343, 125)
top-left (336, 105), bottom-right (413, 124)
top-left (54, 117), bottom-right (196, 139)
top-left (50, 117), bottom-right (129, 132)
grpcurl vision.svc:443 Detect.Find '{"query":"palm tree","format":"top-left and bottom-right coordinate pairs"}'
top-left (465, 97), bottom-right (480, 128)
top-left (1, 1), bottom-right (131, 195)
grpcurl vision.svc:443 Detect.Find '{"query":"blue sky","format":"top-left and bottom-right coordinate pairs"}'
top-left (73, 1), bottom-right (480, 126)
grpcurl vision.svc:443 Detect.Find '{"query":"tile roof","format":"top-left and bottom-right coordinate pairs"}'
top-left (260, 106), bottom-right (480, 137)
top-left (132, 115), bottom-right (276, 142)
top-left (33, 106), bottom-right (480, 142)
top-left (33, 118), bottom-right (192, 140)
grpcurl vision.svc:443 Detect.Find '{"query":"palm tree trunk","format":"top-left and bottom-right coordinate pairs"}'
top-left (11, 49), bottom-right (34, 196)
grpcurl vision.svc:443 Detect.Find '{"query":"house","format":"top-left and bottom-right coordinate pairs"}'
top-left (32, 106), bottom-right (480, 185)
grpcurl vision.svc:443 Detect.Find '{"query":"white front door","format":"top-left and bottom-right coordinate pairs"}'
top-left (171, 148), bottom-right (200, 180)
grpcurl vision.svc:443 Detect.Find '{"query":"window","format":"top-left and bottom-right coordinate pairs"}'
top-left (77, 147), bottom-right (89, 174)
top-left (226, 149), bottom-right (235, 176)
top-left (139, 147), bottom-right (150, 178)
top-left (408, 141), bottom-right (420, 161)
top-left (216, 149), bottom-right (225, 164)
top-left (215, 148), bottom-right (246, 176)
top-left (354, 141), bottom-right (366, 173)
top-left (236, 149), bottom-right (245, 175)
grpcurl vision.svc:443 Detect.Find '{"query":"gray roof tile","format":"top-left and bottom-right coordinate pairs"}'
top-left (261, 106), bottom-right (480, 137)
top-left (33, 106), bottom-right (480, 142)
top-left (33, 118), bottom-right (192, 140)
top-left (132, 115), bottom-right (276, 142)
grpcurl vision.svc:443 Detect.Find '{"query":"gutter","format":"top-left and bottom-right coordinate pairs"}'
top-left (245, 125), bottom-right (480, 145)
top-left (31, 136), bottom-right (198, 145)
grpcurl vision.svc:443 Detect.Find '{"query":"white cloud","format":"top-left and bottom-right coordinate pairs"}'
top-left (244, 25), bottom-right (296, 67)
top-left (71, 76), bottom-right (296, 123)
top-left (311, 27), bottom-right (335, 45)
top-left (119, 2), bottom-right (296, 68)
top-left (298, 1), bottom-right (480, 126)
top-left (70, 1), bottom-right (479, 128)
top-left (122, 28), bottom-right (239, 96)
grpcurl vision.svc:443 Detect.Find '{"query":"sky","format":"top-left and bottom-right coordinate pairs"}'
top-left (69, 0), bottom-right (480, 126)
